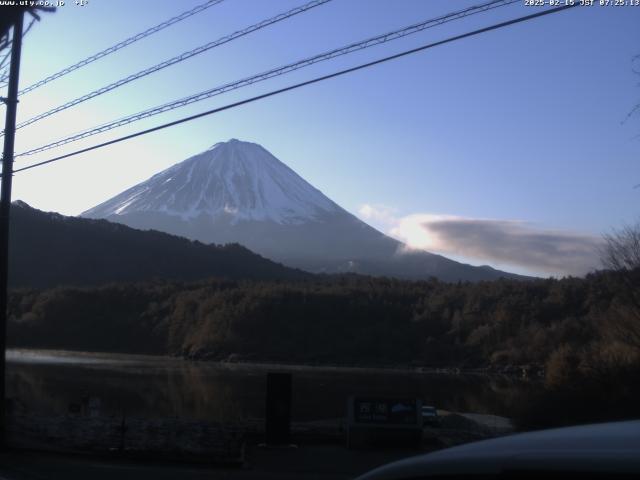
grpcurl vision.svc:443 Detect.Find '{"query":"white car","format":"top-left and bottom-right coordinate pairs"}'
top-left (421, 406), bottom-right (440, 427)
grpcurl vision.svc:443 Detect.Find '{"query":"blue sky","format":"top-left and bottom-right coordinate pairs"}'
top-left (4, 0), bottom-right (640, 276)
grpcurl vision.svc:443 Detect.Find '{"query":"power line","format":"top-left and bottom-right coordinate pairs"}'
top-left (0, 18), bottom-right (37, 88)
top-left (11, 0), bottom-right (332, 132)
top-left (0, 19), bottom-right (35, 70)
top-left (17, 0), bottom-right (226, 96)
top-left (7, 3), bottom-right (578, 177)
top-left (16, 0), bottom-right (519, 157)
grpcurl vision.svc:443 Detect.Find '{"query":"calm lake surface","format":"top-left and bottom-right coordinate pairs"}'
top-left (6, 349), bottom-right (538, 423)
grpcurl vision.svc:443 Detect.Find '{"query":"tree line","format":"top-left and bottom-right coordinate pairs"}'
top-left (6, 269), bottom-right (637, 371)
top-left (7, 267), bottom-right (640, 427)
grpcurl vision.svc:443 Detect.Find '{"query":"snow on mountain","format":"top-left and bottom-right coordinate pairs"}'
top-left (83, 139), bottom-right (340, 225)
top-left (83, 139), bottom-right (524, 281)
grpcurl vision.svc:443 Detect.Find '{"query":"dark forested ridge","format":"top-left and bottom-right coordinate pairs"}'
top-left (9, 201), bottom-right (308, 288)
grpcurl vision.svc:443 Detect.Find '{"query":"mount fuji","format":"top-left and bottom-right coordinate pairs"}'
top-left (82, 139), bottom-right (521, 281)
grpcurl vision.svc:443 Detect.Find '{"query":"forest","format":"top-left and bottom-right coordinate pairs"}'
top-left (7, 267), bottom-right (640, 427)
top-left (8, 269), bottom-right (639, 367)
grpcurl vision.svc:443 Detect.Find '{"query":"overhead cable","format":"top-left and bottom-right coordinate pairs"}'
top-left (12, 0), bottom-right (332, 131)
top-left (8, 3), bottom-right (578, 176)
top-left (18, 0), bottom-right (226, 96)
top-left (16, 0), bottom-right (519, 157)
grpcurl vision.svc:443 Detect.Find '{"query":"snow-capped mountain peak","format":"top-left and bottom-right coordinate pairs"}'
top-left (83, 139), bottom-right (340, 225)
top-left (82, 138), bottom-right (523, 281)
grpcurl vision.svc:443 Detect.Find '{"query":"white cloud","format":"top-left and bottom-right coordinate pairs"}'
top-left (358, 203), bottom-right (398, 227)
top-left (358, 206), bottom-right (602, 277)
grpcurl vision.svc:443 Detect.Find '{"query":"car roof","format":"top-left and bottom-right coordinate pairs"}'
top-left (355, 420), bottom-right (640, 479)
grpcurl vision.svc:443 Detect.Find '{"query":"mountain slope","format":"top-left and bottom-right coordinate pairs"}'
top-left (83, 139), bottom-right (523, 282)
top-left (84, 139), bottom-right (341, 225)
top-left (9, 201), bottom-right (308, 289)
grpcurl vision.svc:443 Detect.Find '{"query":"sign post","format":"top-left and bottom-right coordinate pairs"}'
top-left (346, 396), bottom-right (423, 449)
top-left (264, 372), bottom-right (293, 446)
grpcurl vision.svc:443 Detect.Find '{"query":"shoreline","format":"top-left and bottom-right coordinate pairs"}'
top-left (6, 347), bottom-right (542, 379)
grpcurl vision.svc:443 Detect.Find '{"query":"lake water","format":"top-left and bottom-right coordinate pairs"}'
top-left (6, 349), bottom-right (538, 423)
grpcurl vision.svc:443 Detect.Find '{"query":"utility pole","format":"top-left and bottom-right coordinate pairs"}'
top-left (0, 10), bottom-right (24, 447)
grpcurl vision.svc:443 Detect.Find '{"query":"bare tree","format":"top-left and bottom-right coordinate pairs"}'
top-left (626, 54), bottom-right (640, 117)
top-left (600, 222), bottom-right (640, 351)
top-left (601, 222), bottom-right (640, 272)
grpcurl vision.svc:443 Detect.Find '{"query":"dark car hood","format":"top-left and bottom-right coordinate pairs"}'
top-left (356, 420), bottom-right (640, 479)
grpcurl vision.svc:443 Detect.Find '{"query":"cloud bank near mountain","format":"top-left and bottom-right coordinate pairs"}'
top-left (359, 205), bottom-right (602, 277)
